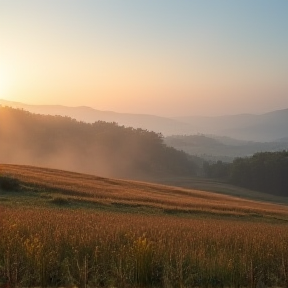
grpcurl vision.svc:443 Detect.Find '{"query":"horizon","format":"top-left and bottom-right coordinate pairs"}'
top-left (1, 97), bottom-right (288, 118)
top-left (1, 1), bottom-right (288, 117)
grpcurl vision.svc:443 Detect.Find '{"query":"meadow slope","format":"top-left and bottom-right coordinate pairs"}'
top-left (1, 164), bottom-right (288, 220)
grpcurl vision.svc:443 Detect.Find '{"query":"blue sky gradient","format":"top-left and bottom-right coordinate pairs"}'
top-left (0, 1), bottom-right (287, 116)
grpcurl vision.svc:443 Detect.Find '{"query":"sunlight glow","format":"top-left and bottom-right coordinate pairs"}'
top-left (0, 69), bottom-right (9, 97)
top-left (0, 63), bottom-right (15, 101)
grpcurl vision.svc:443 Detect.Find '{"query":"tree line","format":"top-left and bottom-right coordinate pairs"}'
top-left (204, 151), bottom-right (288, 196)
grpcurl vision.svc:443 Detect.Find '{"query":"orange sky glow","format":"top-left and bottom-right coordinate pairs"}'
top-left (1, 1), bottom-right (287, 116)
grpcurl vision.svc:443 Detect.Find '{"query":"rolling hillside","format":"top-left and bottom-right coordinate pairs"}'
top-left (1, 164), bottom-right (288, 220)
top-left (2, 164), bottom-right (288, 287)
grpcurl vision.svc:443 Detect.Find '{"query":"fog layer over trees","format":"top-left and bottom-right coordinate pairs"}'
top-left (0, 107), bottom-right (197, 179)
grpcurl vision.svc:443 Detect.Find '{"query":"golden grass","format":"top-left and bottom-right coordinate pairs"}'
top-left (1, 164), bottom-right (288, 287)
top-left (1, 164), bottom-right (288, 218)
top-left (1, 205), bottom-right (288, 287)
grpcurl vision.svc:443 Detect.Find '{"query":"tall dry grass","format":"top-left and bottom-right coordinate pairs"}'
top-left (1, 206), bottom-right (288, 287)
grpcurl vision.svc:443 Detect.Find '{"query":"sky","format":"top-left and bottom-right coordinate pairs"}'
top-left (0, 0), bottom-right (288, 117)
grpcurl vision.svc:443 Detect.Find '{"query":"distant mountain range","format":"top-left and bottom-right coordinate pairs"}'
top-left (0, 99), bottom-right (194, 136)
top-left (1, 98), bottom-right (288, 142)
top-left (174, 110), bottom-right (288, 142)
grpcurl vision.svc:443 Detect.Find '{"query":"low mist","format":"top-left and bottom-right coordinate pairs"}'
top-left (0, 107), bottom-right (197, 179)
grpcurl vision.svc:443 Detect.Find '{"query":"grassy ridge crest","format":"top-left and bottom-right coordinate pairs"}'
top-left (1, 164), bottom-right (288, 220)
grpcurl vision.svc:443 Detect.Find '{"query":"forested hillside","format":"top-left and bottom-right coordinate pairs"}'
top-left (204, 151), bottom-right (288, 196)
top-left (0, 107), bottom-right (197, 178)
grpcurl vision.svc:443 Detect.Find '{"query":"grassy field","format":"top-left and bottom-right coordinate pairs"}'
top-left (1, 164), bottom-right (288, 219)
top-left (1, 164), bottom-right (288, 287)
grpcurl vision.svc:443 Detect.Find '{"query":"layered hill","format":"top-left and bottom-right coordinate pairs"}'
top-left (174, 109), bottom-right (288, 141)
top-left (165, 134), bottom-right (288, 162)
top-left (0, 99), bottom-right (194, 136)
top-left (2, 99), bottom-right (288, 141)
